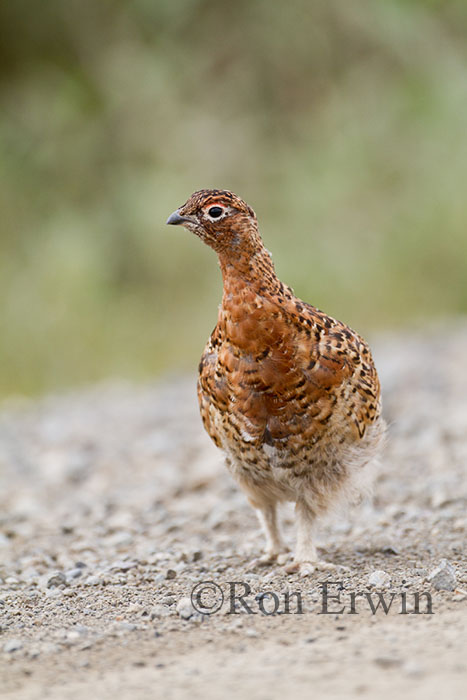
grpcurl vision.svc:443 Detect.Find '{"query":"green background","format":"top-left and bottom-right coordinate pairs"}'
top-left (1, 0), bottom-right (467, 397)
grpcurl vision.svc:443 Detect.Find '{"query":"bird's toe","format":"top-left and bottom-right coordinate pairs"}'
top-left (284, 559), bottom-right (350, 577)
top-left (247, 547), bottom-right (290, 570)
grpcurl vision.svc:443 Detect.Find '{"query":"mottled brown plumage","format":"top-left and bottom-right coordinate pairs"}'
top-left (167, 189), bottom-right (386, 574)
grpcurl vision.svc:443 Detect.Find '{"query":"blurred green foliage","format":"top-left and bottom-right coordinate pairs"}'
top-left (1, 0), bottom-right (467, 396)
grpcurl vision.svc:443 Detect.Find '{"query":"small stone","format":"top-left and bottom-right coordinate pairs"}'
top-left (47, 572), bottom-right (67, 589)
top-left (452, 518), bottom-right (466, 532)
top-left (162, 595), bottom-right (176, 606)
top-left (368, 570), bottom-right (391, 588)
top-left (403, 661), bottom-right (425, 678)
top-left (176, 597), bottom-right (194, 620)
top-left (245, 628), bottom-right (258, 638)
top-left (166, 569), bottom-right (177, 580)
top-left (373, 656), bottom-right (401, 669)
top-left (66, 568), bottom-right (83, 580)
top-left (127, 604), bottom-right (142, 614)
top-left (150, 605), bottom-right (172, 619)
top-left (4, 639), bottom-right (23, 653)
top-left (45, 588), bottom-right (62, 599)
top-left (107, 531), bottom-right (133, 547)
top-left (66, 630), bottom-right (81, 642)
top-left (381, 545), bottom-right (400, 555)
top-left (452, 589), bottom-right (467, 602)
top-left (22, 567), bottom-right (40, 581)
top-left (84, 575), bottom-right (100, 586)
top-left (27, 647), bottom-right (41, 659)
top-left (110, 560), bottom-right (138, 572)
top-left (117, 622), bottom-right (137, 632)
top-left (5, 576), bottom-right (19, 586)
top-left (62, 589), bottom-right (76, 597)
top-left (428, 559), bottom-right (456, 591)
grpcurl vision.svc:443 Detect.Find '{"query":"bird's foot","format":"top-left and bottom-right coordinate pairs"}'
top-left (247, 547), bottom-right (290, 570)
top-left (247, 553), bottom-right (276, 570)
top-left (284, 559), bottom-right (350, 577)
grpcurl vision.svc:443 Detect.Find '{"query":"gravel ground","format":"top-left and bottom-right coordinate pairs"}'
top-left (1, 323), bottom-right (466, 699)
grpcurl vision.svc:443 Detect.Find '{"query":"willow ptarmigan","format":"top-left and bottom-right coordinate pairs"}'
top-left (167, 189), bottom-right (386, 575)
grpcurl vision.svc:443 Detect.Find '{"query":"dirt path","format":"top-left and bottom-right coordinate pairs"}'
top-left (1, 324), bottom-right (466, 699)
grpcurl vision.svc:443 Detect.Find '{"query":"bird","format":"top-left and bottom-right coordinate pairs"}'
top-left (167, 189), bottom-right (386, 575)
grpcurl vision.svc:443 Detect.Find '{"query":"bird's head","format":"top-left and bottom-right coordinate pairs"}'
top-left (166, 189), bottom-right (259, 255)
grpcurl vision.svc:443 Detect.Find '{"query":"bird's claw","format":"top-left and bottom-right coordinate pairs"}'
top-left (247, 548), bottom-right (289, 570)
top-left (284, 560), bottom-right (350, 577)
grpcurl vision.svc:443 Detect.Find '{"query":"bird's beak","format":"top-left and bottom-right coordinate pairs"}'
top-left (166, 209), bottom-right (191, 226)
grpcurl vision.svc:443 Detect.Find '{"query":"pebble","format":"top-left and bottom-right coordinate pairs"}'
top-left (166, 569), bottom-right (177, 580)
top-left (381, 545), bottom-right (400, 555)
top-left (117, 622), bottom-right (137, 632)
top-left (368, 570), bottom-right (391, 588)
top-left (162, 595), bottom-right (176, 606)
top-left (107, 531), bottom-right (134, 547)
top-left (47, 572), bottom-right (67, 588)
top-left (62, 588), bottom-right (76, 597)
top-left (150, 605), bottom-right (172, 619)
top-left (26, 647), bottom-right (41, 659)
top-left (127, 604), bottom-right (142, 614)
top-left (45, 588), bottom-right (63, 598)
top-left (110, 560), bottom-right (138, 572)
top-left (427, 559), bottom-right (457, 591)
top-left (245, 628), bottom-right (258, 638)
top-left (3, 639), bottom-right (23, 653)
top-left (373, 656), bottom-right (402, 669)
top-left (403, 661), bottom-right (425, 678)
top-left (176, 597), bottom-right (194, 620)
top-left (66, 568), bottom-right (83, 580)
top-left (66, 630), bottom-right (82, 642)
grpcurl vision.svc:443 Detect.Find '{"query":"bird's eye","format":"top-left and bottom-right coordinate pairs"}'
top-left (208, 206), bottom-right (223, 218)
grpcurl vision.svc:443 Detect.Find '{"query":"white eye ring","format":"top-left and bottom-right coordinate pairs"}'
top-left (205, 206), bottom-right (226, 221)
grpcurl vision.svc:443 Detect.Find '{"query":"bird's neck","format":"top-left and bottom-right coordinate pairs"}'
top-left (218, 243), bottom-right (281, 301)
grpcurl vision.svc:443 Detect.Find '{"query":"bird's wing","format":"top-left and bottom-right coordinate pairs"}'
top-left (287, 303), bottom-right (382, 439)
top-left (242, 297), bottom-right (382, 443)
top-left (197, 327), bottom-right (228, 449)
